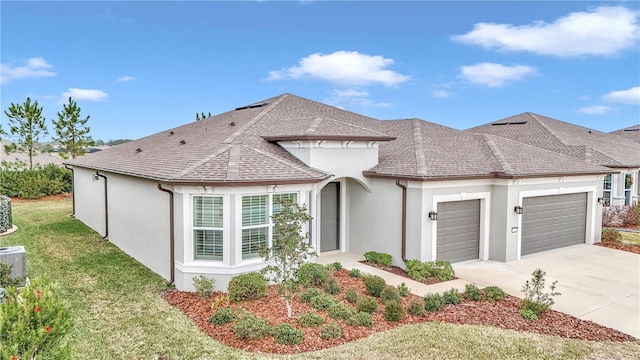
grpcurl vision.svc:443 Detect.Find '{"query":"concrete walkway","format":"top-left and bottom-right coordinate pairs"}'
top-left (318, 245), bottom-right (640, 338)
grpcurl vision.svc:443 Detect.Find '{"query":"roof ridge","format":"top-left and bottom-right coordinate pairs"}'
top-left (309, 115), bottom-right (391, 137)
top-left (225, 145), bottom-right (242, 180)
top-left (527, 112), bottom-right (569, 146)
top-left (306, 117), bottom-right (324, 135)
top-left (175, 144), bottom-right (233, 178)
top-left (240, 144), bottom-right (330, 178)
top-left (412, 119), bottom-right (428, 176)
top-left (222, 94), bottom-right (288, 144)
top-left (480, 134), bottom-right (513, 175)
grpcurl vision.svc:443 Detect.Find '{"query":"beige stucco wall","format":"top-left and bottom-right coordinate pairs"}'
top-left (73, 167), bottom-right (106, 237)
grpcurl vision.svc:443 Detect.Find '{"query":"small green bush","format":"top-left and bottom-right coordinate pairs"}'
top-left (328, 302), bottom-right (356, 320)
top-left (423, 293), bottom-right (444, 312)
top-left (319, 322), bottom-right (343, 340)
top-left (310, 293), bottom-right (337, 311)
top-left (346, 312), bottom-right (373, 327)
top-left (297, 312), bottom-right (325, 327)
top-left (464, 284), bottom-right (482, 301)
top-left (0, 164), bottom-right (72, 199)
top-left (231, 313), bottom-right (270, 339)
top-left (326, 262), bottom-right (343, 271)
top-left (442, 288), bottom-right (462, 305)
top-left (273, 324), bottom-right (304, 345)
top-left (521, 269), bottom-right (561, 315)
top-left (383, 300), bottom-right (405, 321)
top-left (323, 276), bottom-right (341, 295)
top-left (520, 309), bottom-right (538, 321)
top-left (405, 260), bottom-right (455, 281)
top-left (601, 228), bottom-right (622, 244)
top-left (209, 307), bottom-right (236, 325)
top-left (299, 288), bottom-right (324, 303)
top-left (228, 272), bottom-right (268, 302)
top-left (296, 263), bottom-right (329, 287)
top-left (397, 282), bottom-right (410, 297)
top-left (345, 286), bottom-right (358, 304)
top-left (363, 251), bottom-right (393, 267)
top-left (380, 285), bottom-right (401, 304)
top-left (484, 286), bottom-right (506, 303)
top-left (0, 263), bottom-right (24, 288)
top-left (356, 295), bottom-right (379, 314)
top-left (348, 268), bottom-right (361, 278)
top-left (407, 298), bottom-right (426, 316)
top-left (363, 275), bottom-right (386, 297)
top-left (192, 275), bottom-right (215, 299)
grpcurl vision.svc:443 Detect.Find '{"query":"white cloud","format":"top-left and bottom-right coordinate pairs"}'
top-left (116, 76), bottom-right (136, 82)
top-left (61, 88), bottom-right (108, 102)
top-left (602, 86), bottom-right (640, 104)
top-left (579, 95), bottom-right (591, 101)
top-left (323, 88), bottom-right (391, 108)
top-left (268, 51), bottom-right (410, 86)
top-left (433, 90), bottom-right (453, 98)
top-left (579, 105), bottom-right (610, 114)
top-left (0, 57), bottom-right (56, 84)
top-left (452, 6), bottom-right (640, 57)
top-left (459, 63), bottom-right (536, 87)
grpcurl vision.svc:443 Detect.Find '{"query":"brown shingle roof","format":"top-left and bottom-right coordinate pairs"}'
top-left (1, 139), bottom-right (64, 168)
top-left (468, 112), bottom-right (640, 168)
top-left (610, 124), bottom-right (640, 144)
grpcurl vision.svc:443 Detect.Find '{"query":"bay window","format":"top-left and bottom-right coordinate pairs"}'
top-left (241, 193), bottom-right (297, 259)
top-left (193, 196), bottom-right (223, 260)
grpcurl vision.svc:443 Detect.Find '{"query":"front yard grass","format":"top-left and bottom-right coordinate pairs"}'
top-left (2, 197), bottom-right (639, 359)
top-left (620, 231), bottom-right (640, 246)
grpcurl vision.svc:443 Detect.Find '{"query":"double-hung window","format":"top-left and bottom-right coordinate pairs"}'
top-left (193, 196), bottom-right (223, 260)
top-left (624, 174), bottom-right (633, 205)
top-left (603, 175), bottom-right (612, 206)
top-left (241, 193), bottom-right (297, 259)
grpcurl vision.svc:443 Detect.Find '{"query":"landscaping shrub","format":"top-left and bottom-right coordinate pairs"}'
top-left (407, 298), bottom-right (426, 316)
top-left (363, 275), bottom-right (386, 297)
top-left (273, 323), bottom-right (304, 345)
top-left (346, 312), bottom-right (373, 327)
top-left (363, 251), bottom-right (392, 267)
top-left (228, 272), bottom-right (268, 302)
top-left (209, 307), bottom-right (236, 325)
top-left (442, 288), bottom-right (462, 305)
top-left (0, 164), bottom-right (72, 199)
top-left (0, 263), bottom-right (24, 288)
top-left (319, 322), bottom-right (343, 340)
top-left (601, 228), bottom-right (622, 244)
top-left (603, 205), bottom-right (638, 227)
top-left (296, 263), bottom-right (329, 287)
top-left (521, 269), bottom-right (561, 316)
top-left (520, 309), bottom-right (538, 321)
top-left (0, 195), bottom-right (12, 233)
top-left (323, 276), bottom-right (341, 295)
top-left (383, 300), bottom-right (405, 321)
top-left (464, 284), bottom-right (482, 301)
top-left (345, 286), bottom-right (358, 304)
top-left (405, 260), bottom-right (455, 281)
top-left (230, 313), bottom-right (270, 339)
top-left (348, 268), bottom-right (361, 278)
top-left (397, 282), bottom-right (410, 297)
top-left (297, 312), bottom-right (325, 327)
top-left (380, 285), bottom-right (401, 304)
top-left (423, 293), bottom-right (444, 312)
top-left (192, 275), bottom-right (215, 299)
top-left (484, 286), bottom-right (506, 303)
top-left (326, 262), bottom-right (343, 271)
top-left (356, 295), bottom-right (379, 314)
top-left (328, 302), bottom-right (356, 320)
top-left (309, 293), bottom-right (337, 311)
top-left (299, 288), bottom-right (324, 303)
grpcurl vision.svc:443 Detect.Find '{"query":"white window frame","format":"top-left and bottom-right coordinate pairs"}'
top-left (624, 173), bottom-right (633, 205)
top-left (192, 195), bottom-right (225, 262)
top-left (237, 192), bottom-right (298, 264)
top-left (603, 174), bottom-right (612, 206)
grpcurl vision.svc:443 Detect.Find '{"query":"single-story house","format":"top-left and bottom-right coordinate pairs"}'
top-left (611, 124), bottom-right (640, 144)
top-left (468, 113), bottom-right (640, 207)
top-left (67, 94), bottom-right (613, 291)
top-left (1, 139), bottom-right (64, 168)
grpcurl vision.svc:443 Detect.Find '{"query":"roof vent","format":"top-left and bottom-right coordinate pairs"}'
top-left (588, 130), bottom-right (592, 133)
top-left (235, 102), bottom-right (269, 111)
top-left (169, 131), bottom-right (174, 136)
top-left (179, 140), bottom-right (186, 145)
top-left (135, 148), bottom-right (142, 153)
top-left (229, 121), bottom-right (235, 127)
top-left (623, 128), bottom-right (639, 132)
top-left (491, 121), bottom-right (527, 126)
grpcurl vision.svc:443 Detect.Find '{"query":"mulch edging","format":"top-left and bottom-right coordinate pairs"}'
top-left (596, 242), bottom-right (640, 255)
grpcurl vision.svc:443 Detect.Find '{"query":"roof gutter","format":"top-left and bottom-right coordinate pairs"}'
top-left (157, 184), bottom-right (175, 286)
top-left (64, 164), bottom-right (75, 217)
top-left (95, 171), bottom-right (109, 239)
top-left (395, 179), bottom-right (408, 262)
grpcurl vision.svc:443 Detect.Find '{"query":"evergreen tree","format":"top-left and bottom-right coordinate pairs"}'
top-left (53, 97), bottom-right (94, 159)
top-left (3, 97), bottom-right (48, 169)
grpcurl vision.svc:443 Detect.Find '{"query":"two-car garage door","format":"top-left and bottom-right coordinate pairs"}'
top-left (521, 193), bottom-right (587, 256)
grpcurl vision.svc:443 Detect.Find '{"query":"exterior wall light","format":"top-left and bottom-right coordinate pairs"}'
top-left (597, 197), bottom-right (604, 204)
top-left (428, 211), bottom-right (438, 220)
top-left (514, 206), bottom-right (524, 215)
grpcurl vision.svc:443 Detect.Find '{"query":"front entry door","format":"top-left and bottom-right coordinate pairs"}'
top-left (320, 182), bottom-right (340, 252)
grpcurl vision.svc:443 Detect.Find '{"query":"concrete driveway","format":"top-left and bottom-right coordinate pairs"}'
top-left (453, 244), bottom-right (640, 338)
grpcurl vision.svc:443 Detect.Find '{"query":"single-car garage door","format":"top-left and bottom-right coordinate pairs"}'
top-left (521, 193), bottom-right (587, 256)
top-left (437, 200), bottom-right (480, 262)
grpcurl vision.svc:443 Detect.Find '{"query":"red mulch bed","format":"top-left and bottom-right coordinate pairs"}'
top-left (163, 269), bottom-right (636, 354)
top-left (596, 241), bottom-right (640, 255)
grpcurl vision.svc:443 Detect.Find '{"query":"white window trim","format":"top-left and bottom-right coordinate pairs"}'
top-left (603, 174), bottom-right (612, 206)
top-left (185, 194), bottom-right (231, 267)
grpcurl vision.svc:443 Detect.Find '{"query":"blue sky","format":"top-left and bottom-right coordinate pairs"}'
top-left (1, 1), bottom-right (639, 142)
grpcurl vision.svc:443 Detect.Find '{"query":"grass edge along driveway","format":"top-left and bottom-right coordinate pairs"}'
top-left (2, 198), bottom-right (639, 359)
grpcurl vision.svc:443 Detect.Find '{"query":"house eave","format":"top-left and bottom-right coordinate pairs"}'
top-left (362, 170), bottom-right (614, 182)
top-left (262, 135), bottom-right (396, 142)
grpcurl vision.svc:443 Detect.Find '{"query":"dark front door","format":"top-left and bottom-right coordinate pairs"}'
top-left (320, 182), bottom-right (340, 252)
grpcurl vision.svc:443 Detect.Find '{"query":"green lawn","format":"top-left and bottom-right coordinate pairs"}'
top-left (620, 231), bottom-right (640, 245)
top-left (2, 198), bottom-right (639, 359)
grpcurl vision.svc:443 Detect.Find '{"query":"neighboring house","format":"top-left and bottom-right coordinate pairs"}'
top-left (610, 124), bottom-right (640, 144)
top-left (1, 139), bottom-right (64, 168)
top-left (468, 113), bottom-right (640, 207)
top-left (67, 94), bottom-right (613, 291)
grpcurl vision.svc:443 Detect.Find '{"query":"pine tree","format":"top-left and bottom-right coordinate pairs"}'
top-left (53, 97), bottom-right (94, 159)
top-left (3, 97), bottom-right (48, 169)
